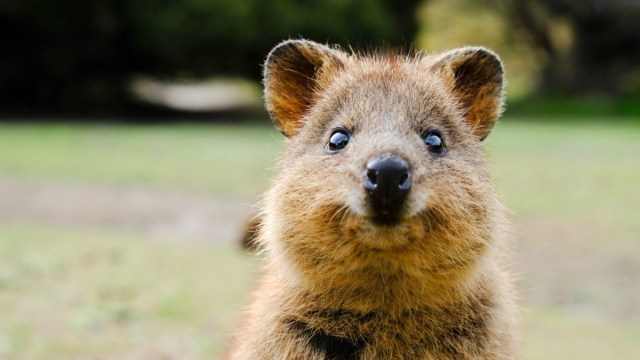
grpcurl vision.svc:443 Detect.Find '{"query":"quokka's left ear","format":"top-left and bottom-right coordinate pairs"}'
top-left (432, 47), bottom-right (504, 141)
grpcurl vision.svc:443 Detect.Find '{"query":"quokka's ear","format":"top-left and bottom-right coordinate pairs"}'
top-left (263, 39), bottom-right (344, 137)
top-left (432, 47), bottom-right (504, 141)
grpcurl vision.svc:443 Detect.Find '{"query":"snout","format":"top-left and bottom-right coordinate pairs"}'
top-left (364, 154), bottom-right (411, 224)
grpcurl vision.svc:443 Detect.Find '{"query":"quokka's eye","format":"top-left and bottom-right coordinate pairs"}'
top-left (327, 129), bottom-right (350, 152)
top-left (423, 130), bottom-right (446, 157)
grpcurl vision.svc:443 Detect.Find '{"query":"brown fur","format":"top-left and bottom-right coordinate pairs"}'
top-left (225, 40), bottom-right (519, 360)
top-left (239, 211), bottom-right (262, 251)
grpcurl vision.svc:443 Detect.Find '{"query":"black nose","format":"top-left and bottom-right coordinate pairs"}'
top-left (364, 154), bottom-right (411, 215)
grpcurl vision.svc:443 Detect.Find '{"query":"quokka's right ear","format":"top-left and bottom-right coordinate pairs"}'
top-left (431, 47), bottom-right (505, 141)
top-left (263, 40), bottom-right (345, 137)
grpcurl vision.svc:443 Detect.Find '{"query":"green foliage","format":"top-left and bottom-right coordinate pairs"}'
top-left (125, 0), bottom-right (404, 77)
top-left (506, 92), bottom-right (640, 117)
top-left (418, 0), bottom-right (640, 103)
top-left (486, 0), bottom-right (640, 97)
top-left (0, 0), bottom-right (419, 112)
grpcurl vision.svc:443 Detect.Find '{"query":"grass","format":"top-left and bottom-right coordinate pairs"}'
top-left (488, 119), bottom-right (640, 254)
top-left (524, 307), bottom-right (640, 359)
top-left (0, 122), bottom-right (282, 199)
top-left (489, 119), bottom-right (640, 219)
top-left (0, 225), bottom-right (259, 359)
top-left (0, 117), bottom-right (639, 359)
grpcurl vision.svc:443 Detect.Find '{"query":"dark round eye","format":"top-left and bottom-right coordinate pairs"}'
top-left (327, 129), bottom-right (350, 152)
top-left (423, 130), bottom-right (446, 157)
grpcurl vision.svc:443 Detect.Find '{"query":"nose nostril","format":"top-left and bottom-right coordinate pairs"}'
top-left (399, 173), bottom-right (408, 185)
top-left (398, 172), bottom-right (411, 191)
top-left (367, 169), bottom-right (378, 184)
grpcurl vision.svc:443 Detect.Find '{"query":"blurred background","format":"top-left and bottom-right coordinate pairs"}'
top-left (0, 0), bottom-right (639, 358)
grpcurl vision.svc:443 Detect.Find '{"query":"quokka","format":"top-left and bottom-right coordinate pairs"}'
top-left (225, 39), bottom-right (519, 360)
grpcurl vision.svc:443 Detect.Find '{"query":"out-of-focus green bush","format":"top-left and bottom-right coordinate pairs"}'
top-left (419, 0), bottom-right (640, 108)
top-left (0, 0), bottom-right (419, 113)
top-left (126, 0), bottom-right (413, 78)
top-left (417, 0), bottom-right (541, 101)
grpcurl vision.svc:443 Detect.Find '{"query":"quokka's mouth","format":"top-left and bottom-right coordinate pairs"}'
top-left (369, 213), bottom-right (403, 227)
top-left (365, 198), bottom-right (408, 227)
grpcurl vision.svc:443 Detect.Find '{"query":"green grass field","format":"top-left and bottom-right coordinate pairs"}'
top-left (0, 123), bottom-right (283, 198)
top-left (0, 118), bottom-right (639, 359)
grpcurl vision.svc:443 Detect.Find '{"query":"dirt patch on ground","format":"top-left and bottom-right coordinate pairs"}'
top-left (0, 178), bottom-right (256, 244)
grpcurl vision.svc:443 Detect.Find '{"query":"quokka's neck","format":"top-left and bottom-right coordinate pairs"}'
top-left (270, 260), bottom-right (493, 314)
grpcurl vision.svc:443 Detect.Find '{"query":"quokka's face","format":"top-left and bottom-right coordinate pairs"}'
top-left (263, 40), bottom-right (504, 258)
top-left (284, 65), bottom-right (483, 227)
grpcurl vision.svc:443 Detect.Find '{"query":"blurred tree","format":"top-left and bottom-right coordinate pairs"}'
top-left (417, 0), bottom-right (541, 101)
top-left (490, 0), bottom-right (640, 96)
top-left (0, 0), bottom-right (421, 114)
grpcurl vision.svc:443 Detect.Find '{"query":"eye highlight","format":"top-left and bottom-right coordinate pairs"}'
top-left (327, 128), bottom-right (350, 152)
top-left (423, 129), bottom-right (446, 157)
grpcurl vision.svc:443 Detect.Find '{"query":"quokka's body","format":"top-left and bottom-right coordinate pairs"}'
top-left (224, 39), bottom-right (519, 360)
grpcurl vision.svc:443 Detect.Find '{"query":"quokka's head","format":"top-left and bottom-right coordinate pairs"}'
top-left (261, 40), bottom-right (506, 286)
